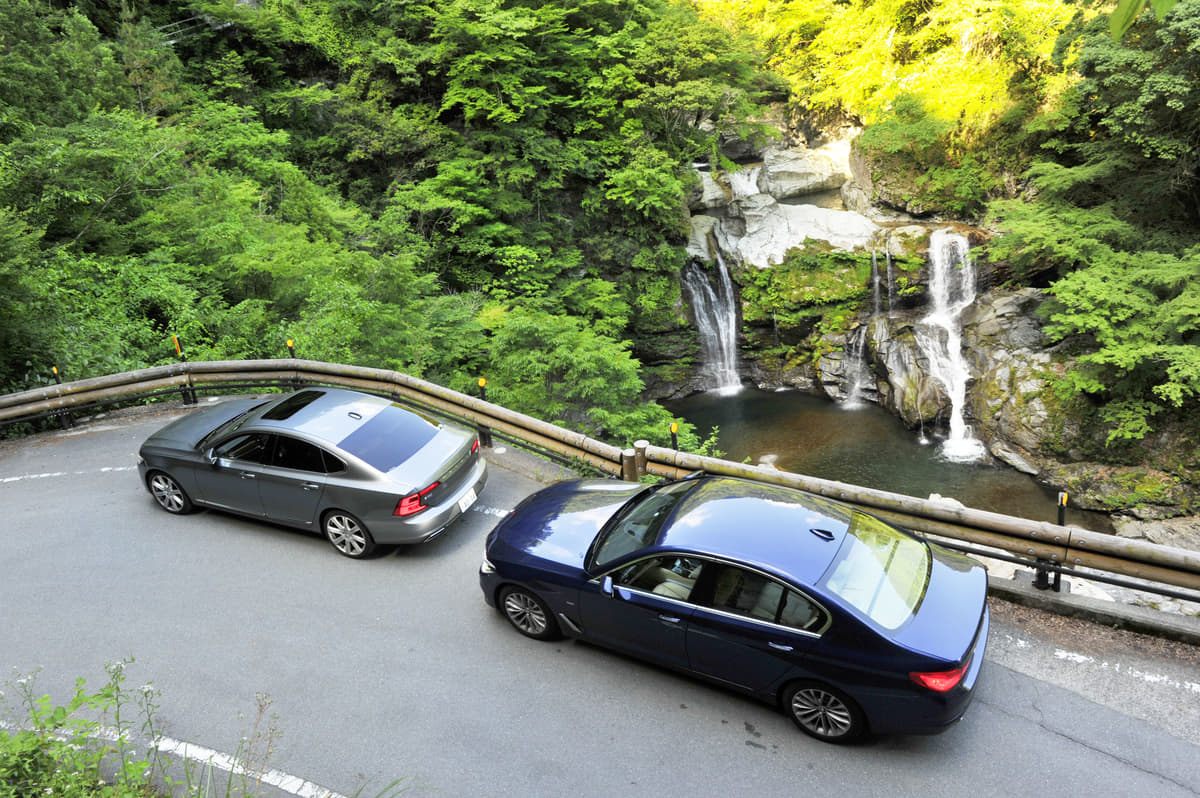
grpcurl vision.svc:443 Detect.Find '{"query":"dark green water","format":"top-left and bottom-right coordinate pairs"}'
top-left (664, 387), bottom-right (1109, 529)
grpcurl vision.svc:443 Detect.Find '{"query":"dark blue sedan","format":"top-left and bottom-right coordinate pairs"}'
top-left (480, 475), bottom-right (989, 743)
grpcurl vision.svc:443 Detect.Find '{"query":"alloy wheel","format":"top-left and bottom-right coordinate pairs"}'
top-left (149, 473), bottom-right (189, 514)
top-left (324, 512), bottom-right (374, 558)
top-left (503, 590), bottom-right (549, 636)
top-left (789, 686), bottom-right (857, 740)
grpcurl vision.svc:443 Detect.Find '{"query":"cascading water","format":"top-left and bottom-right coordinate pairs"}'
top-left (915, 230), bottom-right (986, 462)
top-left (871, 249), bottom-right (881, 316)
top-left (682, 253), bottom-right (741, 393)
top-left (885, 238), bottom-right (897, 312)
top-left (841, 324), bottom-right (872, 408)
top-left (729, 165), bottom-right (761, 199)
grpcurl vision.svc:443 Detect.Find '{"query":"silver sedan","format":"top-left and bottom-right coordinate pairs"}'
top-left (137, 387), bottom-right (487, 558)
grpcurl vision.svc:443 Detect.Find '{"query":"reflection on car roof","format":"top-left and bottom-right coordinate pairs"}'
top-left (658, 477), bottom-right (852, 586)
top-left (253, 388), bottom-right (439, 471)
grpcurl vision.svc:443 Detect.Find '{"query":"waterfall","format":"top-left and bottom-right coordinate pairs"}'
top-left (885, 239), bottom-right (897, 312)
top-left (871, 248), bottom-right (881, 316)
top-left (682, 254), bottom-right (741, 393)
top-left (728, 165), bottom-right (761, 200)
top-left (915, 230), bottom-right (986, 462)
top-left (842, 324), bottom-right (871, 408)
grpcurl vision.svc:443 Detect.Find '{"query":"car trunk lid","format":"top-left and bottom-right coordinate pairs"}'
top-left (891, 545), bottom-right (989, 664)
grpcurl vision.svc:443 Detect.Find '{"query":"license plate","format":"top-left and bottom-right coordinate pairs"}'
top-left (457, 487), bottom-right (478, 513)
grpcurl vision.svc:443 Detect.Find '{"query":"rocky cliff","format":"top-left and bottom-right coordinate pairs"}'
top-left (672, 128), bottom-right (1199, 548)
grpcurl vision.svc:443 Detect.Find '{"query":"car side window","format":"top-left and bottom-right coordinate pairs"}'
top-left (777, 589), bottom-right (827, 632)
top-left (272, 436), bottom-right (335, 473)
top-left (611, 556), bottom-right (704, 601)
top-left (696, 564), bottom-right (827, 632)
top-left (213, 433), bottom-right (271, 464)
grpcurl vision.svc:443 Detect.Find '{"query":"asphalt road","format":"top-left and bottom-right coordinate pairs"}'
top-left (2, 401), bottom-right (1198, 798)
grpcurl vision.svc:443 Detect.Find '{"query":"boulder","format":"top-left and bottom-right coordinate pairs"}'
top-left (688, 170), bottom-right (730, 211)
top-left (716, 194), bottom-right (879, 268)
top-left (759, 144), bottom-right (850, 199)
top-left (848, 138), bottom-right (930, 216)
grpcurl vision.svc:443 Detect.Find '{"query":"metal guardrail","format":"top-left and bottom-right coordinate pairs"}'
top-left (3, 359), bottom-right (1199, 600)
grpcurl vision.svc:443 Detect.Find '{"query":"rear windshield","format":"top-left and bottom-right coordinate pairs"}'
top-left (337, 404), bottom-right (438, 472)
top-left (818, 511), bottom-right (930, 630)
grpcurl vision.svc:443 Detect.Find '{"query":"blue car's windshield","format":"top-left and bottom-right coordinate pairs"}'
top-left (818, 511), bottom-right (931, 630)
top-left (589, 480), bottom-right (699, 570)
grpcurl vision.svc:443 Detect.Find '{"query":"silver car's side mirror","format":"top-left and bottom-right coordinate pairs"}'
top-left (205, 449), bottom-right (219, 467)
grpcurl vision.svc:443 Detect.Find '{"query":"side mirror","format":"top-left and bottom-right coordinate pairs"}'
top-left (205, 448), bottom-right (219, 467)
top-left (601, 575), bottom-right (615, 598)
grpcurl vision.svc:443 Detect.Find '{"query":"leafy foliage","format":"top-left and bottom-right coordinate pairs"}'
top-left (988, 1), bottom-right (1200, 440)
top-left (0, 0), bottom-right (775, 450)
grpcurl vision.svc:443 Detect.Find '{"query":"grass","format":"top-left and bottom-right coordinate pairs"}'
top-left (0, 660), bottom-right (406, 798)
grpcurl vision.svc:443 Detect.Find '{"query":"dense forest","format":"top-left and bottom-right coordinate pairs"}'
top-left (1, 0), bottom-right (1197, 450)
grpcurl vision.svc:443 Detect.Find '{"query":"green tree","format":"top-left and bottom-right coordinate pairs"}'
top-left (987, 1), bottom-right (1200, 440)
top-left (482, 306), bottom-right (681, 445)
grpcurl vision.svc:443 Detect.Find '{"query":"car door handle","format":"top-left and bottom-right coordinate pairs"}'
top-left (658, 614), bottom-right (682, 625)
top-left (769, 642), bottom-right (794, 652)
top-left (301, 482), bottom-right (320, 491)
top-left (239, 472), bottom-right (257, 479)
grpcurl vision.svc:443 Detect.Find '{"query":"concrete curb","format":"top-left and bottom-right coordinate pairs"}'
top-left (989, 572), bottom-right (1200, 647)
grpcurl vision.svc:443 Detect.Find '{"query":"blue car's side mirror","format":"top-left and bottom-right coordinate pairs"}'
top-left (602, 575), bottom-right (615, 598)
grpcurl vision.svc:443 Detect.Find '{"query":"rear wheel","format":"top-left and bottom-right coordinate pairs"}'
top-left (147, 471), bottom-right (193, 514)
top-left (323, 510), bottom-right (377, 559)
top-left (499, 586), bottom-right (561, 641)
top-left (784, 681), bottom-right (866, 743)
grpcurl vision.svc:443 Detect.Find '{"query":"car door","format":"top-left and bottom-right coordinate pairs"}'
top-left (577, 555), bottom-right (706, 669)
top-left (193, 432), bottom-right (271, 515)
top-left (256, 435), bottom-right (337, 526)
top-left (684, 562), bottom-right (827, 693)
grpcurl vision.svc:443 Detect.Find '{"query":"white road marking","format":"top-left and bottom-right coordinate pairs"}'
top-left (0, 720), bottom-right (346, 798)
top-left (1053, 648), bottom-right (1200, 696)
top-left (470, 503), bottom-right (510, 518)
top-left (0, 466), bottom-right (137, 484)
top-left (155, 736), bottom-right (349, 798)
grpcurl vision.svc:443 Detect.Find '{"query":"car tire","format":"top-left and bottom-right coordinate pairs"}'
top-left (323, 510), bottom-right (377, 559)
top-left (783, 681), bottom-right (866, 743)
top-left (499, 586), bottom-right (561, 641)
top-left (147, 471), bottom-right (194, 515)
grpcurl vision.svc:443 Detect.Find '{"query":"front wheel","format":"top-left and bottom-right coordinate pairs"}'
top-left (323, 510), bottom-right (377, 559)
top-left (499, 586), bottom-right (561, 641)
top-left (147, 471), bottom-right (193, 514)
top-left (784, 681), bottom-right (866, 743)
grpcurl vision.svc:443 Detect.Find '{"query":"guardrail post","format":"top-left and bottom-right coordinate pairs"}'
top-left (475, 378), bottom-right (493, 447)
top-left (1035, 492), bottom-right (1068, 591)
top-left (621, 448), bottom-right (638, 482)
top-left (173, 336), bottom-right (197, 405)
top-left (669, 422), bottom-right (678, 450)
top-left (634, 439), bottom-right (649, 476)
top-left (50, 367), bottom-right (74, 429)
top-left (284, 339), bottom-right (301, 391)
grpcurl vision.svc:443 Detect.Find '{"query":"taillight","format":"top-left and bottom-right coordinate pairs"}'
top-left (910, 660), bottom-right (969, 692)
top-left (395, 482), bottom-right (440, 517)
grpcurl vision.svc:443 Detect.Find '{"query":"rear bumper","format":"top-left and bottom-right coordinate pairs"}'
top-left (371, 457), bottom-right (488, 544)
top-left (852, 605), bottom-right (989, 736)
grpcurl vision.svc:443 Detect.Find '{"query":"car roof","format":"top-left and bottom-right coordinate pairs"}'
top-left (248, 388), bottom-right (441, 460)
top-left (657, 476), bottom-right (855, 586)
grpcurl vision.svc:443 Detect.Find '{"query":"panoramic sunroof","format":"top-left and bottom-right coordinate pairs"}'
top-left (261, 390), bottom-right (325, 420)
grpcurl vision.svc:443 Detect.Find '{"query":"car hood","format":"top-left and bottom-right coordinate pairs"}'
top-left (140, 398), bottom-right (264, 451)
top-left (490, 480), bottom-right (645, 570)
top-left (890, 545), bottom-right (989, 663)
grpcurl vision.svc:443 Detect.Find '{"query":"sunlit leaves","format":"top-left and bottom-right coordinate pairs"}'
top-left (1110, 0), bottom-right (1179, 39)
